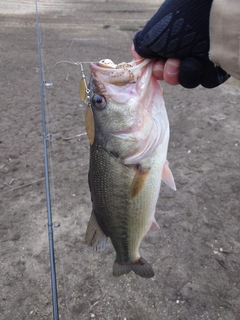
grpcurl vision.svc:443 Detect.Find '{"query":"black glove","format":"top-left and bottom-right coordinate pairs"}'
top-left (133, 0), bottom-right (230, 88)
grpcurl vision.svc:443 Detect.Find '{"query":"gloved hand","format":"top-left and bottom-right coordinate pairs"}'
top-left (133, 0), bottom-right (230, 88)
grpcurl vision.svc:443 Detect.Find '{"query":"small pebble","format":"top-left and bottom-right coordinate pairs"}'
top-left (54, 223), bottom-right (60, 228)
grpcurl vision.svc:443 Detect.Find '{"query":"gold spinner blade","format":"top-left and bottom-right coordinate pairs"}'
top-left (79, 77), bottom-right (87, 102)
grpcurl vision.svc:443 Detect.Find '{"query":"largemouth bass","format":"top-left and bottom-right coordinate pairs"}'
top-left (84, 58), bottom-right (176, 278)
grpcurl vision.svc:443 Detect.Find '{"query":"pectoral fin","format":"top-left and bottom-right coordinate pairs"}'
top-left (85, 210), bottom-right (107, 251)
top-left (162, 160), bottom-right (176, 191)
top-left (130, 166), bottom-right (150, 198)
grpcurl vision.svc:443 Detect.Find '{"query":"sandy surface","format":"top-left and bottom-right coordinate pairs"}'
top-left (0, 1), bottom-right (240, 319)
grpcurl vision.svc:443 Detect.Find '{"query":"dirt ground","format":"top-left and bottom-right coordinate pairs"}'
top-left (0, 1), bottom-right (240, 319)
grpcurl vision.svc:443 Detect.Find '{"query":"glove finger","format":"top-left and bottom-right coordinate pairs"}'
top-left (200, 59), bottom-right (230, 88)
top-left (178, 57), bottom-right (203, 88)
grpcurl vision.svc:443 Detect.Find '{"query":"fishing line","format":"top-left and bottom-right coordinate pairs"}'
top-left (51, 58), bottom-right (144, 71)
top-left (47, 34), bottom-right (144, 88)
top-left (35, 0), bottom-right (59, 319)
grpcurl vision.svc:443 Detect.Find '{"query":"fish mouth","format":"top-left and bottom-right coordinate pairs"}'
top-left (88, 58), bottom-right (157, 104)
top-left (90, 59), bottom-right (152, 86)
top-left (90, 58), bottom-right (151, 71)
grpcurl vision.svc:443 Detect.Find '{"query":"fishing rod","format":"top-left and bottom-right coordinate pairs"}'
top-left (35, 0), bottom-right (59, 319)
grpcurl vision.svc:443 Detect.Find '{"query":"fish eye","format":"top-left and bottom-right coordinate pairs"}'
top-left (92, 94), bottom-right (106, 109)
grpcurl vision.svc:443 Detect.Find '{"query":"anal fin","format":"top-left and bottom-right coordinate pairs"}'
top-left (149, 219), bottom-right (160, 232)
top-left (85, 210), bottom-right (107, 252)
top-left (113, 257), bottom-right (154, 278)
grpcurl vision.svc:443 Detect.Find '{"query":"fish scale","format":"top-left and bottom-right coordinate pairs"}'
top-left (89, 141), bottom-right (161, 263)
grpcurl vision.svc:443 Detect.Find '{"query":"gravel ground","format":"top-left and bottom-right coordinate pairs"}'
top-left (0, 1), bottom-right (239, 319)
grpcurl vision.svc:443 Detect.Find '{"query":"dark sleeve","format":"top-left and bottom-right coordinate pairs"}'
top-left (133, 0), bottom-right (213, 59)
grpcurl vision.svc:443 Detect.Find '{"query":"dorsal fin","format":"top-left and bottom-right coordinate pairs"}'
top-left (162, 160), bottom-right (176, 191)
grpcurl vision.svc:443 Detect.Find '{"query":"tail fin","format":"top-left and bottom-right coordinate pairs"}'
top-left (113, 257), bottom-right (154, 278)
